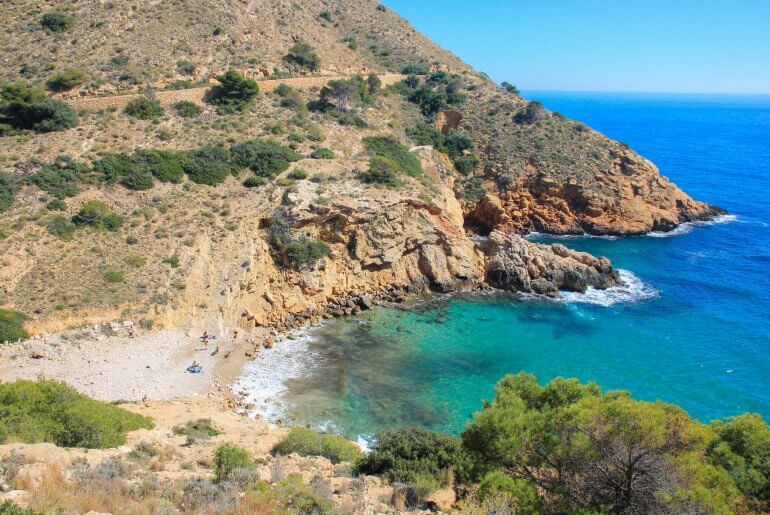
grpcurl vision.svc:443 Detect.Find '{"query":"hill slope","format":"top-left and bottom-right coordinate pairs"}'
top-left (0, 0), bottom-right (721, 333)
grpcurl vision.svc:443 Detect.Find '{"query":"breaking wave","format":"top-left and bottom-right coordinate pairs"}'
top-left (559, 270), bottom-right (659, 306)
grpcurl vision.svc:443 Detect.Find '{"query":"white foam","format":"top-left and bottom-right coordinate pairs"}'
top-left (232, 332), bottom-right (318, 421)
top-left (525, 231), bottom-right (619, 241)
top-left (646, 214), bottom-right (738, 238)
top-left (559, 269), bottom-right (659, 306)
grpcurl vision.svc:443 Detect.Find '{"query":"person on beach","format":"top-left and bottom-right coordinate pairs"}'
top-left (188, 360), bottom-right (202, 373)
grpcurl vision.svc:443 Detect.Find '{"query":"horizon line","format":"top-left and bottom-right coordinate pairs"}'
top-left (519, 88), bottom-right (770, 96)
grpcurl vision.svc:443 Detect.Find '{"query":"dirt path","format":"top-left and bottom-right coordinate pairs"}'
top-left (67, 73), bottom-right (405, 110)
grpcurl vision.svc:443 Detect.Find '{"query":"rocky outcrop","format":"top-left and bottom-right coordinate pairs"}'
top-left (485, 230), bottom-right (620, 295)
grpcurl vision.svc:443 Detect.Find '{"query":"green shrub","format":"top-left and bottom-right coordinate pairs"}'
top-left (363, 136), bottom-right (422, 177)
top-left (709, 414), bottom-right (770, 511)
top-left (0, 500), bottom-right (36, 515)
top-left (0, 172), bottom-right (20, 212)
top-left (120, 167), bottom-right (154, 191)
top-left (475, 470), bottom-right (540, 512)
top-left (454, 154), bottom-right (480, 175)
top-left (357, 427), bottom-right (466, 495)
top-left (0, 310), bottom-right (29, 343)
top-left (401, 64), bottom-right (430, 75)
top-left (208, 70), bottom-right (259, 111)
top-left (213, 443), bottom-right (252, 481)
top-left (284, 42), bottom-right (320, 71)
top-left (180, 146), bottom-right (232, 185)
top-left (46, 215), bottom-right (76, 240)
top-left (45, 68), bottom-right (85, 92)
top-left (515, 101), bottom-right (546, 124)
top-left (72, 200), bottom-right (121, 231)
top-left (408, 85), bottom-right (447, 117)
top-left (0, 379), bottom-right (152, 447)
top-left (317, 75), bottom-right (375, 112)
top-left (101, 212), bottom-right (124, 231)
top-left (172, 100), bottom-right (202, 118)
top-left (273, 427), bottom-right (362, 464)
top-left (288, 168), bottom-right (308, 180)
top-left (176, 59), bottom-right (196, 75)
top-left (93, 153), bottom-right (138, 183)
top-left (124, 97), bottom-right (164, 119)
top-left (134, 149), bottom-right (184, 183)
top-left (406, 123), bottom-right (444, 148)
top-left (442, 131), bottom-right (474, 159)
top-left (501, 81), bottom-right (520, 95)
top-left (285, 237), bottom-right (331, 267)
top-left (30, 158), bottom-right (87, 198)
top-left (460, 177), bottom-right (485, 201)
top-left (172, 418), bottom-right (222, 440)
top-left (359, 156), bottom-right (401, 187)
top-left (243, 175), bottom-right (266, 188)
top-left (40, 12), bottom-right (74, 32)
top-left (310, 148), bottom-right (335, 159)
top-left (0, 97), bottom-right (77, 133)
top-left (103, 269), bottom-right (124, 283)
top-left (46, 198), bottom-right (67, 211)
top-left (245, 474), bottom-right (334, 513)
top-left (230, 140), bottom-right (301, 177)
top-left (163, 253), bottom-right (180, 268)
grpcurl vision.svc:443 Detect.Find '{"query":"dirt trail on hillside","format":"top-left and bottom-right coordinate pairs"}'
top-left (67, 73), bottom-right (405, 110)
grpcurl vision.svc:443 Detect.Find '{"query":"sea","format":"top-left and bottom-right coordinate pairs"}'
top-left (234, 91), bottom-right (770, 439)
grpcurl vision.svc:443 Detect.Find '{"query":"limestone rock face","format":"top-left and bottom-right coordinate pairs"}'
top-left (485, 230), bottom-right (620, 295)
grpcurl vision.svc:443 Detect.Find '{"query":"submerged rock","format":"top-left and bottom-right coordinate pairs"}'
top-left (485, 230), bottom-right (620, 295)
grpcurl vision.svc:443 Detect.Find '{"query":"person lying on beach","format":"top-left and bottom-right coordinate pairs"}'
top-left (187, 360), bottom-right (203, 373)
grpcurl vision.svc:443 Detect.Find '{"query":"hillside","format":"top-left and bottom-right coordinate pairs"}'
top-left (0, 0), bottom-right (721, 334)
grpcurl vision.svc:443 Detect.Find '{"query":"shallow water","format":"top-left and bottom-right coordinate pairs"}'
top-left (237, 92), bottom-right (770, 438)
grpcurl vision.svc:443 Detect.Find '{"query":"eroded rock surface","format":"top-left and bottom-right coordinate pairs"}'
top-left (485, 230), bottom-right (620, 295)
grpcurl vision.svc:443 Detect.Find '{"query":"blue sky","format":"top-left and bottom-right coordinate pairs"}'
top-left (383, 0), bottom-right (770, 94)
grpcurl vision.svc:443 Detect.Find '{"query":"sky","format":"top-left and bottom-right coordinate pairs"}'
top-left (382, 0), bottom-right (770, 94)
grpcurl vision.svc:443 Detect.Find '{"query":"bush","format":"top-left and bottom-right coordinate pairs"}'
top-left (134, 149), bottom-right (184, 183)
top-left (0, 501), bottom-right (35, 514)
top-left (176, 59), bottom-right (196, 75)
top-left (310, 147), bottom-right (334, 159)
top-left (454, 154), bottom-right (480, 175)
top-left (173, 100), bottom-right (202, 118)
top-left (273, 427), bottom-right (362, 464)
top-left (163, 253), bottom-right (180, 268)
top-left (515, 100), bottom-right (546, 124)
top-left (229, 140), bottom-right (301, 178)
top-left (501, 81), bottom-right (520, 95)
top-left (172, 418), bottom-right (222, 440)
top-left (363, 136), bottom-right (422, 177)
top-left (30, 157), bottom-right (88, 198)
top-left (120, 168), bottom-right (154, 191)
top-left (442, 131), bottom-right (474, 159)
top-left (0, 310), bottom-right (29, 343)
top-left (460, 177), bottom-right (485, 201)
top-left (40, 12), bottom-right (74, 32)
top-left (401, 64), bottom-right (429, 75)
top-left (0, 173), bottom-right (19, 212)
top-left (284, 237), bottom-right (331, 267)
top-left (46, 215), bottom-right (76, 240)
top-left (243, 175), bottom-right (266, 188)
top-left (181, 146), bottom-right (232, 185)
top-left (0, 379), bottom-right (152, 447)
top-left (357, 427), bottom-right (466, 495)
top-left (124, 97), bottom-right (164, 120)
top-left (284, 42), bottom-right (320, 71)
top-left (92, 153), bottom-right (138, 183)
top-left (46, 198), bottom-right (67, 211)
top-left (103, 269), bottom-right (124, 283)
top-left (709, 414), bottom-right (770, 511)
top-left (406, 123), bottom-right (444, 148)
top-left (208, 70), bottom-right (259, 111)
top-left (408, 85), bottom-right (447, 117)
top-left (101, 212), bottom-right (124, 231)
top-left (288, 168), bottom-right (308, 180)
top-left (214, 443), bottom-right (252, 481)
top-left (359, 156), bottom-right (401, 187)
top-left (46, 68), bottom-right (85, 92)
top-left (72, 200), bottom-right (121, 230)
top-left (0, 96), bottom-right (78, 133)
top-left (245, 474), bottom-right (334, 513)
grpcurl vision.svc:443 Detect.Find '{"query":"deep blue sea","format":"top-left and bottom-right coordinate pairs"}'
top-left (237, 92), bottom-right (770, 438)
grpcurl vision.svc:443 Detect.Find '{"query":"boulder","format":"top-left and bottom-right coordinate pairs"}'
top-left (485, 230), bottom-right (620, 295)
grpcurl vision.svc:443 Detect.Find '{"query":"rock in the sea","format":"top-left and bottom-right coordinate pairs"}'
top-left (485, 230), bottom-right (619, 295)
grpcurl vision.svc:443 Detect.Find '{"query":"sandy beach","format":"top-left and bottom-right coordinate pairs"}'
top-left (0, 322), bottom-right (269, 403)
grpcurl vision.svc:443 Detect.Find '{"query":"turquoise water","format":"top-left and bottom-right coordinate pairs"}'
top-left (258, 92), bottom-right (770, 437)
